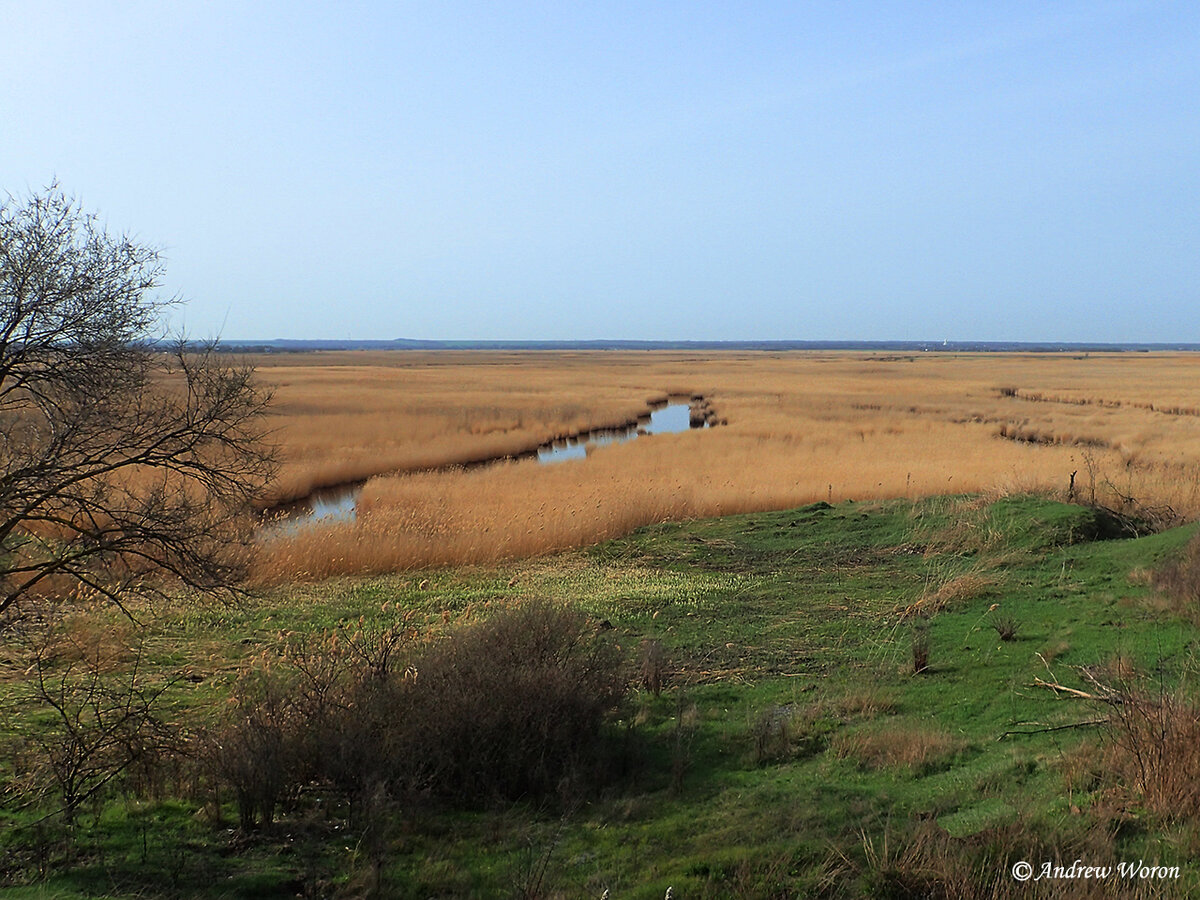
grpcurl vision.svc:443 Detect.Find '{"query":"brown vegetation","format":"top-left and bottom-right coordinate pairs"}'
top-left (1149, 532), bottom-right (1200, 623)
top-left (206, 600), bottom-right (626, 828)
top-left (831, 719), bottom-right (965, 773)
top-left (249, 351), bottom-right (1200, 580)
top-left (1102, 684), bottom-right (1200, 822)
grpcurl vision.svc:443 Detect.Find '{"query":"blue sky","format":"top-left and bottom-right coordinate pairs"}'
top-left (3, 1), bottom-right (1197, 341)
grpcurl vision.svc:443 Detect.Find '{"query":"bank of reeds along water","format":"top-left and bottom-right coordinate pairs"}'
top-left (249, 350), bottom-right (1200, 582)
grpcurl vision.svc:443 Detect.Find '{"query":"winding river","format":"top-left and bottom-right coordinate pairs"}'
top-left (266, 400), bottom-right (712, 532)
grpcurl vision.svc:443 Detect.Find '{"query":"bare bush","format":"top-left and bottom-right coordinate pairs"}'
top-left (639, 638), bottom-right (666, 696)
top-left (207, 617), bottom-right (419, 828)
top-left (1102, 680), bottom-right (1200, 821)
top-left (203, 600), bottom-right (627, 829)
top-left (7, 623), bottom-right (180, 827)
top-left (397, 600), bottom-right (626, 803)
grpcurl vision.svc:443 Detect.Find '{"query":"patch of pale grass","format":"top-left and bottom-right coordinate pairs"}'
top-left (831, 720), bottom-right (966, 773)
top-left (829, 686), bottom-right (899, 719)
top-left (898, 570), bottom-right (1000, 620)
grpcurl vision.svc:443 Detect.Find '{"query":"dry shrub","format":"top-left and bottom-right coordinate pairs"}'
top-left (1149, 533), bottom-right (1200, 623)
top-left (748, 703), bottom-right (832, 765)
top-left (749, 705), bottom-right (796, 765)
top-left (206, 663), bottom-right (303, 829)
top-left (639, 638), bottom-right (667, 696)
top-left (203, 618), bottom-right (418, 828)
top-left (205, 600), bottom-right (627, 828)
top-left (1098, 653), bottom-right (1139, 684)
top-left (831, 721), bottom-right (965, 774)
top-left (7, 625), bottom-right (181, 827)
top-left (399, 600), bottom-right (626, 803)
top-left (1102, 683), bottom-right (1200, 822)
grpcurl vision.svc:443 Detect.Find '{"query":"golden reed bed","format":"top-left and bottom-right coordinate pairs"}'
top-left (249, 350), bottom-right (1200, 581)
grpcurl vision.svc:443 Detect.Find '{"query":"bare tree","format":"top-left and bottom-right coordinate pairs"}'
top-left (0, 185), bottom-right (274, 624)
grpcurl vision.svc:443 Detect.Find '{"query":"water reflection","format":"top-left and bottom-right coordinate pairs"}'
top-left (266, 484), bottom-right (359, 535)
top-left (536, 402), bottom-right (700, 464)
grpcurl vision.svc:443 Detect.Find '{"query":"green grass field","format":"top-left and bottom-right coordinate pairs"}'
top-left (4, 494), bottom-right (1199, 898)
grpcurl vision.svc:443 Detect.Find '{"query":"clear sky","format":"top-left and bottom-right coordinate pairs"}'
top-left (3, 1), bottom-right (1197, 341)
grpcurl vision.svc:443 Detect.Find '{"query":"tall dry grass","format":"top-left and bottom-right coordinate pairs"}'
top-left (248, 351), bottom-right (1200, 581)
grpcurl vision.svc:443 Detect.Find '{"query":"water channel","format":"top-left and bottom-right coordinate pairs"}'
top-left (266, 401), bottom-right (710, 532)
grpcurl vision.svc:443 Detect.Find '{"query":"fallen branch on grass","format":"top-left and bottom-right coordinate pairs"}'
top-left (998, 719), bottom-right (1108, 740)
top-left (1031, 677), bottom-right (1121, 703)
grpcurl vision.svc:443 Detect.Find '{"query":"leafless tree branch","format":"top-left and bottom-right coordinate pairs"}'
top-left (0, 185), bottom-right (275, 626)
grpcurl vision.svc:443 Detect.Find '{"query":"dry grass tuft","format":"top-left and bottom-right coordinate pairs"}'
top-left (831, 720), bottom-right (965, 773)
top-left (1038, 641), bottom-right (1072, 666)
top-left (830, 686), bottom-right (899, 719)
top-left (990, 614), bottom-right (1020, 641)
top-left (899, 570), bottom-right (1000, 619)
top-left (841, 818), bottom-right (1176, 900)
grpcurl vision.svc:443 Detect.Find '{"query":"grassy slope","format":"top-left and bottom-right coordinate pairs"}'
top-left (6, 494), bottom-right (1200, 898)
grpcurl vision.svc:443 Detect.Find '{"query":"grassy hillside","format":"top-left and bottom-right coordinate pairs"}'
top-left (3, 494), bottom-right (1199, 898)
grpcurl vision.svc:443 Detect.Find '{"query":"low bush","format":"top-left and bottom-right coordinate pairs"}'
top-left (205, 600), bottom-right (627, 827)
top-left (392, 599), bottom-right (626, 803)
top-left (639, 638), bottom-right (667, 696)
top-left (7, 624), bottom-right (181, 830)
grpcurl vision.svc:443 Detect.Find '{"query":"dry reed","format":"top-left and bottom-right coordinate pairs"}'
top-left (247, 351), bottom-right (1200, 581)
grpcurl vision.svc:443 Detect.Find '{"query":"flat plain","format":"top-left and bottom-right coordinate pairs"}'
top-left (254, 350), bottom-right (1200, 579)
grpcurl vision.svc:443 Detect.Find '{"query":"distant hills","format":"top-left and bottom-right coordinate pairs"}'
top-left (211, 338), bottom-right (1200, 353)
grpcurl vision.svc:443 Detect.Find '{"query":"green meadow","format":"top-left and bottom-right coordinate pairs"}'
top-left (4, 494), bottom-right (1199, 898)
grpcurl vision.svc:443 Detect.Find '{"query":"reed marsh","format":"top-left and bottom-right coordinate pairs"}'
top-left (249, 350), bottom-right (1200, 580)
